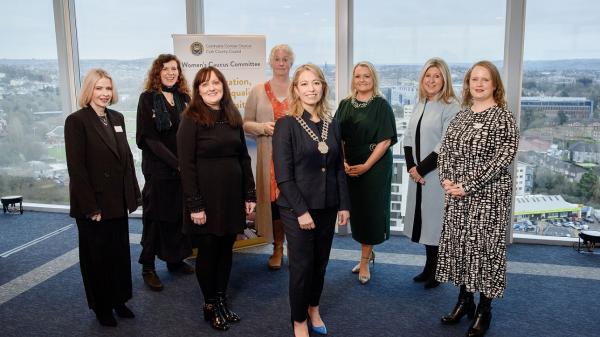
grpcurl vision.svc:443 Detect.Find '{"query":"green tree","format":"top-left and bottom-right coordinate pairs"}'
top-left (578, 170), bottom-right (598, 199)
top-left (557, 111), bottom-right (568, 125)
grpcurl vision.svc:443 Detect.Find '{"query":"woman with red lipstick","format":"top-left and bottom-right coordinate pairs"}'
top-left (65, 69), bottom-right (141, 327)
top-left (336, 61), bottom-right (397, 285)
top-left (437, 61), bottom-right (519, 337)
top-left (403, 58), bottom-right (459, 289)
top-left (136, 54), bottom-right (193, 292)
top-left (177, 66), bottom-right (256, 331)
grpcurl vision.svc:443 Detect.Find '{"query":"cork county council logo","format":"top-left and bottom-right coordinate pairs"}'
top-left (190, 42), bottom-right (204, 56)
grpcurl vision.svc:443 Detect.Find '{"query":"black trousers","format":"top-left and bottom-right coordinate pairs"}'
top-left (76, 217), bottom-right (132, 311)
top-left (280, 207), bottom-right (337, 322)
top-left (192, 234), bottom-right (237, 302)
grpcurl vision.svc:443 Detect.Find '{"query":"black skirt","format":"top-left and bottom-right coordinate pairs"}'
top-left (76, 217), bottom-right (132, 310)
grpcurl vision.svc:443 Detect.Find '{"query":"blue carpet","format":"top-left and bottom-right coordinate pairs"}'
top-left (1, 212), bottom-right (599, 336)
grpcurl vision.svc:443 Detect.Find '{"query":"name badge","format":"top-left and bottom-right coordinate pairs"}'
top-left (114, 125), bottom-right (124, 133)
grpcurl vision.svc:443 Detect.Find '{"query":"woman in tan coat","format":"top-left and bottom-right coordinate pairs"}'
top-left (243, 44), bottom-right (294, 270)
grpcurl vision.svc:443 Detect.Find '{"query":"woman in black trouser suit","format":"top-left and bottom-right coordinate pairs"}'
top-left (65, 69), bottom-right (141, 327)
top-left (178, 66), bottom-right (256, 331)
top-left (273, 64), bottom-right (350, 337)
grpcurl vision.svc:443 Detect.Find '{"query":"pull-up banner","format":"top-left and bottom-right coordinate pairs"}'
top-left (172, 34), bottom-right (266, 113)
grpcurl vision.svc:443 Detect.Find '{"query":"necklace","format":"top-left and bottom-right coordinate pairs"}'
top-left (98, 114), bottom-right (108, 126)
top-left (163, 92), bottom-right (175, 106)
top-left (295, 116), bottom-right (330, 154)
top-left (351, 94), bottom-right (377, 109)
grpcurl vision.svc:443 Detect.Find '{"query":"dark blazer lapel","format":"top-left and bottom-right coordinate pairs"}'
top-left (86, 107), bottom-right (120, 159)
top-left (107, 110), bottom-right (128, 161)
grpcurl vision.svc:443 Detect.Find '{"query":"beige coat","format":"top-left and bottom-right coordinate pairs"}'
top-left (243, 84), bottom-right (277, 241)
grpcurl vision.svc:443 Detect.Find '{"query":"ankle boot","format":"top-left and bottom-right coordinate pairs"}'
top-left (467, 296), bottom-right (492, 337)
top-left (268, 220), bottom-right (285, 270)
top-left (142, 269), bottom-right (164, 291)
top-left (424, 246), bottom-right (440, 289)
top-left (217, 292), bottom-right (241, 323)
top-left (441, 286), bottom-right (475, 324)
top-left (203, 302), bottom-right (230, 331)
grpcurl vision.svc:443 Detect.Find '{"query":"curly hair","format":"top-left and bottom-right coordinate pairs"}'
top-left (143, 54), bottom-right (190, 94)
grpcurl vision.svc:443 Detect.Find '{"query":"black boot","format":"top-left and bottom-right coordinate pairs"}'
top-left (424, 246), bottom-right (440, 289)
top-left (413, 246), bottom-right (430, 282)
top-left (203, 300), bottom-right (230, 331)
top-left (441, 286), bottom-right (475, 324)
top-left (217, 292), bottom-right (241, 323)
top-left (467, 294), bottom-right (492, 337)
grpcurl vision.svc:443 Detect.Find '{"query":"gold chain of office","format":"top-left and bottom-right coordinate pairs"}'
top-left (295, 116), bottom-right (330, 154)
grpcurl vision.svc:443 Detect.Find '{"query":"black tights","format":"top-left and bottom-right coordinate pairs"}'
top-left (460, 285), bottom-right (493, 308)
top-left (194, 234), bottom-right (237, 303)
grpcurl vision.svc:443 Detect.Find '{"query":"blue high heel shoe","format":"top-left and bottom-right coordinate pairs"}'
top-left (310, 324), bottom-right (327, 335)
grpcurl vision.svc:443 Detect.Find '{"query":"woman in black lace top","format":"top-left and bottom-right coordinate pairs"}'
top-left (177, 66), bottom-right (256, 331)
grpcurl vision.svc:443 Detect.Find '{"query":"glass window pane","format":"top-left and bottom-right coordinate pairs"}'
top-left (204, 0), bottom-right (336, 101)
top-left (0, 3), bottom-right (67, 204)
top-left (75, 0), bottom-right (187, 187)
top-left (517, 0), bottom-right (600, 239)
top-left (354, 0), bottom-right (506, 231)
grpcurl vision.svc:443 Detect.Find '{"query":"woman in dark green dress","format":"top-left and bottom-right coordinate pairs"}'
top-left (336, 61), bottom-right (397, 284)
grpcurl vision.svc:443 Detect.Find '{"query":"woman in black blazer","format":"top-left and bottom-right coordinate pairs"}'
top-left (136, 54), bottom-right (193, 291)
top-left (64, 68), bottom-right (141, 327)
top-left (272, 64), bottom-right (350, 337)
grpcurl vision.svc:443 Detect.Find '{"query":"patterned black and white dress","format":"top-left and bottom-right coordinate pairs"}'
top-left (435, 105), bottom-right (519, 298)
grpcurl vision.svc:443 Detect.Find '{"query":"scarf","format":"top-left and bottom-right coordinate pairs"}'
top-left (153, 84), bottom-right (184, 131)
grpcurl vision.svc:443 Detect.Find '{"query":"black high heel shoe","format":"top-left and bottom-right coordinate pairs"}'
top-left (217, 292), bottom-right (241, 323)
top-left (413, 271), bottom-right (428, 282)
top-left (441, 293), bottom-right (475, 324)
top-left (203, 303), bottom-right (230, 331)
top-left (467, 304), bottom-right (492, 337)
top-left (94, 309), bottom-right (117, 327)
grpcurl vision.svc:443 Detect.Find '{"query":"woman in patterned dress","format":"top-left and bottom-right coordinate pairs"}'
top-left (436, 61), bottom-right (519, 337)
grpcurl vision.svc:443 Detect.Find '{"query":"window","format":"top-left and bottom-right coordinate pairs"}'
top-left (74, 0), bottom-right (187, 187)
top-left (516, 0), bottom-right (600, 239)
top-left (204, 0), bottom-right (335, 101)
top-left (354, 0), bottom-right (506, 232)
top-left (0, 3), bottom-right (66, 204)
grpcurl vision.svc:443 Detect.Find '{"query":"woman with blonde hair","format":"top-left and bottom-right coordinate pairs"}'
top-left (244, 44), bottom-right (294, 270)
top-left (336, 61), bottom-right (397, 284)
top-left (403, 57), bottom-right (460, 289)
top-left (273, 64), bottom-right (350, 337)
top-left (437, 60), bottom-right (519, 337)
top-left (65, 68), bottom-right (141, 326)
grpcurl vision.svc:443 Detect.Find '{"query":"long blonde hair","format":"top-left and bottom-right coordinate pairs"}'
top-left (417, 57), bottom-right (456, 104)
top-left (287, 64), bottom-right (331, 122)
